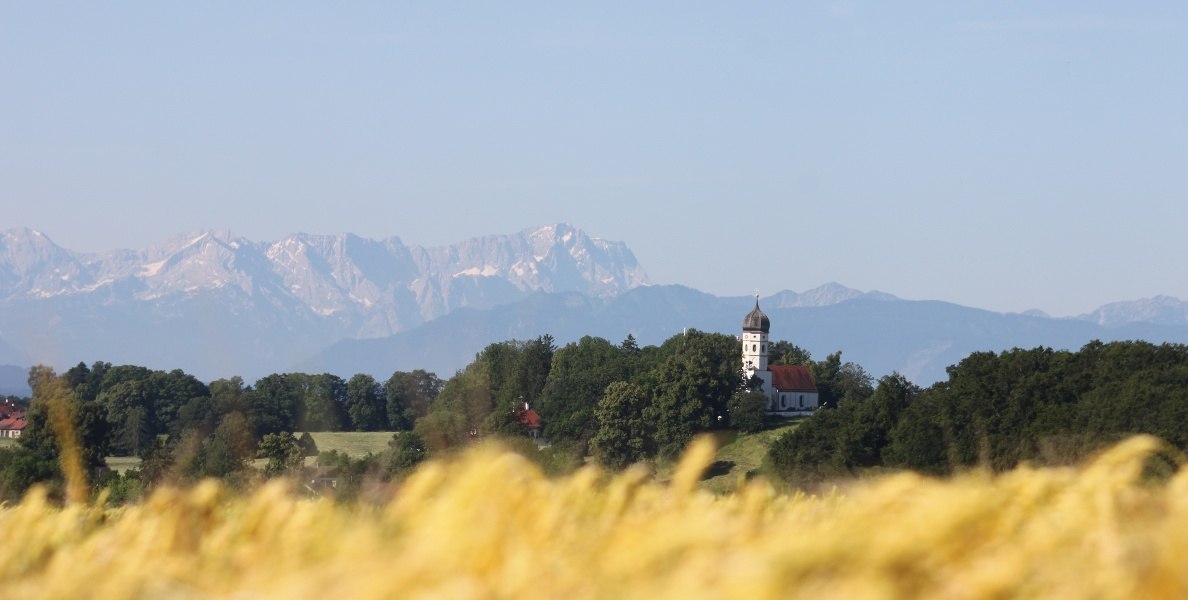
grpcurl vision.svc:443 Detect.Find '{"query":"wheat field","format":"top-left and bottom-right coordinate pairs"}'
top-left (0, 435), bottom-right (1184, 599)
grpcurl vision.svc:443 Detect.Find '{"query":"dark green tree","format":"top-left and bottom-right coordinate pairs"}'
top-left (345, 374), bottom-right (387, 431)
top-left (591, 381), bottom-right (653, 470)
top-left (98, 380), bottom-right (153, 456)
top-left (384, 370), bottom-right (442, 431)
top-left (646, 330), bottom-right (743, 456)
top-left (836, 373), bottom-right (919, 468)
top-left (293, 373), bottom-right (346, 432)
top-left (769, 341), bottom-right (812, 366)
top-left (258, 432), bottom-right (304, 478)
top-left (386, 431), bottom-right (427, 477)
top-left (171, 395), bottom-right (219, 440)
top-left (537, 336), bottom-right (629, 444)
top-left (619, 333), bottom-right (640, 355)
top-left (297, 431), bottom-right (320, 457)
top-left (728, 390), bottom-right (769, 433)
top-left (146, 369), bottom-right (208, 438)
top-left (21, 367), bottom-right (111, 475)
top-left (196, 412), bottom-right (256, 480)
top-left (413, 409), bottom-right (469, 451)
top-left (0, 446), bottom-right (58, 502)
top-left (210, 377), bottom-right (250, 416)
top-left (249, 374), bottom-right (299, 437)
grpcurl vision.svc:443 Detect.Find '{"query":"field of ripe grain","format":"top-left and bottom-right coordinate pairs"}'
top-left (1, 435), bottom-right (1185, 599)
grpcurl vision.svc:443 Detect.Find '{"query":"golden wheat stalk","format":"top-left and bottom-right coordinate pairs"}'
top-left (0, 435), bottom-right (1184, 599)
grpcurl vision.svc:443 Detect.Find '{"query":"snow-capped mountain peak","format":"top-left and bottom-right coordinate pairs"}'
top-left (1078, 295), bottom-right (1188, 327)
top-left (0, 224), bottom-right (650, 335)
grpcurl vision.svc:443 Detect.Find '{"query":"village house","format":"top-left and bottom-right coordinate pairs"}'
top-left (0, 401), bottom-right (27, 439)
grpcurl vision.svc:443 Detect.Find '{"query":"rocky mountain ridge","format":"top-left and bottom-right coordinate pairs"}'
top-left (0, 224), bottom-right (649, 338)
top-left (1076, 295), bottom-right (1188, 327)
top-left (2, 225), bottom-right (1186, 390)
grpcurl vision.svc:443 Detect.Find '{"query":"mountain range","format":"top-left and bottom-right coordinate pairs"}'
top-left (2, 224), bottom-right (1187, 395)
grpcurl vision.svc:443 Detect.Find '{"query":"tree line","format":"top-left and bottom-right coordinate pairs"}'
top-left (0, 363), bottom-right (443, 501)
top-left (10, 331), bottom-right (1177, 501)
top-left (2, 329), bottom-right (868, 500)
top-left (768, 340), bottom-right (1188, 485)
top-left (412, 332), bottom-right (870, 470)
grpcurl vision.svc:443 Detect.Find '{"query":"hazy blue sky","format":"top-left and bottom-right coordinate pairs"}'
top-left (3, 2), bottom-right (1185, 316)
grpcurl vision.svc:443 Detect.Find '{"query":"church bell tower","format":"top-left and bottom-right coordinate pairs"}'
top-left (742, 296), bottom-right (772, 394)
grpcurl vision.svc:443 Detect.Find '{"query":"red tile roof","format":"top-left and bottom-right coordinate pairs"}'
top-left (769, 365), bottom-right (817, 392)
top-left (0, 416), bottom-right (26, 431)
top-left (514, 408), bottom-right (541, 430)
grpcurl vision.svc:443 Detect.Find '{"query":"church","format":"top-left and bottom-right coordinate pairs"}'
top-left (741, 298), bottom-right (820, 416)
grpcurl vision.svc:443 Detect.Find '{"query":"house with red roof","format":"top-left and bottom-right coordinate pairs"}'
top-left (741, 298), bottom-right (820, 415)
top-left (0, 402), bottom-right (27, 439)
top-left (512, 402), bottom-right (542, 438)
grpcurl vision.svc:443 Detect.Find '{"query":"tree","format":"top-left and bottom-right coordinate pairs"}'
top-left (62, 361), bottom-right (106, 403)
top-left (22, 366), bottom-right (111, 476)
top-left (197, 412), bottom-right (256, 480)
top-left (210, 377), bottom-right (250, 416)
top-left (413, 336), bottom-right (558, 448)
top-left (769, 341), bottom-right (812, 366)
top-left (345, 374), bottom-right (387, 431)
top-left (249, 374), bottom-right (299, 437)
top-left (258, 432), bottom-right (304, 478)
top-left (647, 330), bottom-right (743, 456)
top-left (537, 336), bottom-right (629, 444)
top-left (591, 381), bottom-right (653, 470)
top-left (98, 380), bottom-right (153, 456)
top-left (146, 369), bottom-right (209, 438)
top-left (767, 408), bottom-right (849, 486)
top-left (293, 373), bottom-right (346, 432)
top-left (504, 335), bottom-right (555, 409)
top-left (413, 409), bottom-right (469, 451)
top-left (834, 362), bottom-right (875, 407)
top-left (386, 431), bottom-right (427, 477)
top-left (836, 373), bottom-right (919, 468)
top-left (812, 351), bottom-right (843, 409)
top-left (728, 390), bottom-right (769, 433)
top-left (0, 446), bottom-right (58, 502)
top-left (620, 334), bottom-right (640, 355)
top-left (384, 370), bottom-right (442, 431)
top-left (297, 431), bottom-right (319, 457)
top-left (171, 395), bottom-right (219, 440)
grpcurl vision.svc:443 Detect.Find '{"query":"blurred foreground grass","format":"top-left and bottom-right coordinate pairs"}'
top-left (1, 434), bottom-right (1185, 599)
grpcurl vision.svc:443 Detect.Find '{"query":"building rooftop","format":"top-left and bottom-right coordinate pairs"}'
top-left (770, 365), bottom-right (817, 392)
top-left (743, 298), bottom-right (770, 333)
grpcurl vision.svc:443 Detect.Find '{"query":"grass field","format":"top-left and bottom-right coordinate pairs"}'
top-left (91, 426), bottom-right (798, 483)
top-left (308, 431), bottom-right (398, 457)
top-left (98, 431), bottom-right (402, 473)
top-left (0, 438), bottom-right (16, 449)
top-left (699, 419), bottom-right (802, 493)
top-left (649, 420), bottom-right (802, 492)
top-left (104, 456), bottom-right (142, 474)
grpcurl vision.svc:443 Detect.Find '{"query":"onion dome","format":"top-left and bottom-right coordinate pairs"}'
top-left (743, 298), bottom-right (770, 333)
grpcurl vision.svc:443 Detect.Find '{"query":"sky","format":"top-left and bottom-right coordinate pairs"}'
top-left (2, 2), bottom-right (1186, 317)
